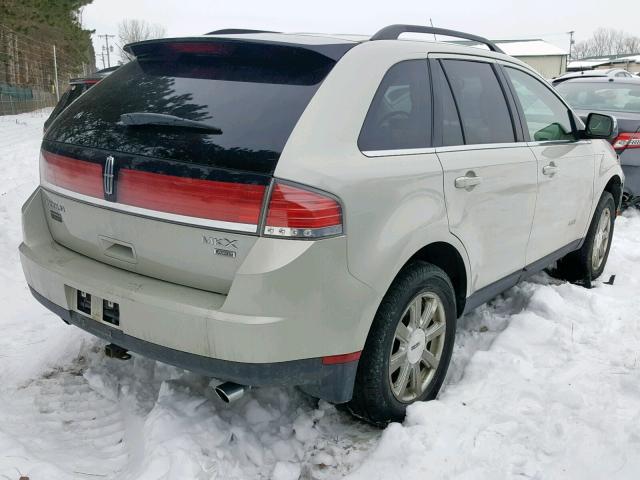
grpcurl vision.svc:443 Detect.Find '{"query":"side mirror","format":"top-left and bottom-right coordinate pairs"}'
top-left (584, 113), bottom-right (618, 140)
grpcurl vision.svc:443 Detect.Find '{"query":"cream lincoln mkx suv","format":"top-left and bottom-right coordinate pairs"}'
top-left (20, 25), bottom-right (623, 424)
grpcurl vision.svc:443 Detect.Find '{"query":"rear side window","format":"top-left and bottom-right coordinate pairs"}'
top-left (46, 42), bottom-right (337, 175)
top-left (441, 60), bottom-right (515, 145)
top-left (506, 67), bottom-right (574, 141)
top-left (359, 60), bottom-right (431, 151)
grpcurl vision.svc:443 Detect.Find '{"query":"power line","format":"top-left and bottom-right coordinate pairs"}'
top-left (98, 34), bottom-right (115, 68)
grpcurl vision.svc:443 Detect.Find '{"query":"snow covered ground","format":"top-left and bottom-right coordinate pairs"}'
top-left (0, 110), bottom-right (639, 480)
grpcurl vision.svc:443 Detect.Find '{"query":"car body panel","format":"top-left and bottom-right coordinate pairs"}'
top-left (40, 187), bottom-right (258, 293)
top-left (436, 143), bottom-right (538, 291)
top-left (526, 140), bottom-right (596, 263)
top-left (21, 188), bottom-right (377, 363)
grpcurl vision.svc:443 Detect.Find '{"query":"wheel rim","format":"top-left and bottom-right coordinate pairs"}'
top-left (591, 207), bottom-right (612, 271)
top-left (388, 292), bottom-right (446, 403)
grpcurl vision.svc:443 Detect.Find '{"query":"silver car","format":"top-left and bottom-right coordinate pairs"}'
top-left (20, 25), bottom-right (624, 424)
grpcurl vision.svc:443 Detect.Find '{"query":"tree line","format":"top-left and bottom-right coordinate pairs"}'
top-left (573, 28), bottom-right (640, 59)
top-left (0, 0), bottom-right (96, 69)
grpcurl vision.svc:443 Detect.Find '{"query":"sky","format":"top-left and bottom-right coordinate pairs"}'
top-left (82, 0), bottom-right (637, 69)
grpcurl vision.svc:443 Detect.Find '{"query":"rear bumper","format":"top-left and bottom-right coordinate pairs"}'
top-left (19, 187), bottom-right (378, 403)
top-left (28, 287), bottom-right (357, 402)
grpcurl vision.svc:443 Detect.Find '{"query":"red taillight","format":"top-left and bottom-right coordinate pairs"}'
top-left (613, 132), bottom-right (640, 152)
top-left (264, 182), bottom-right (343, 238)
top-left (118, 169), bottom-right (266, 226)
top-left (40, 150), bottom-right (343, 236)
top-left (41, 150), bottom-right (103, 198)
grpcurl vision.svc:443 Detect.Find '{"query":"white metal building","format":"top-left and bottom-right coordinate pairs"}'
top-left (455, 39), bottom-right (569, 78)
top-left (493, 40), bottom-right (568, 78)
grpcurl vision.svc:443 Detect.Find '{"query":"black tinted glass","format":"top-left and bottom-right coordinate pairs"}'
top-left (432, 61), bottom-right (464, 147)
top-left (441, 60), bottom-right (515, 144)
top-left (358, 60), bottom-right (431, 151)
top-left (44, 84), bottom-right (89, 130)
top-left (46, 45), bottom-right (335, 174)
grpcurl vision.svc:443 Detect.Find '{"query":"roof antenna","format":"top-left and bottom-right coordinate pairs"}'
top-left (429, 18), bottom-right (437, 41)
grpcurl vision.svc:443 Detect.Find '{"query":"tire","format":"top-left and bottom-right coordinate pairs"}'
top-left (553, 191), bottom-right (616, 282)
top-left (347, 262), bottom-right (457, 426)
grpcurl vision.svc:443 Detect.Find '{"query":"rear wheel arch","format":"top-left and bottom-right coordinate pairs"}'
top-left (407, 242), bottom-right (467, 317)
top-left (358, 241), bottom-right (468, 354)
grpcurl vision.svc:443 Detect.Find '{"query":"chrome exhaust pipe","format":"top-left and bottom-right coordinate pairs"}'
top-left (215, 381), bottom-right (248, 403)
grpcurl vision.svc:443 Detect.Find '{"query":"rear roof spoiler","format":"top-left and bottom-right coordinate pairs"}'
top-left (124, 36), bottom-right (355, 61)
top-left (370, 24), bottom-right (505, 54)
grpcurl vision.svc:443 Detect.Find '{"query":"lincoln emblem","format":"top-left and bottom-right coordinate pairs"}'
top-left (104, 155), bottom-right (115, 195)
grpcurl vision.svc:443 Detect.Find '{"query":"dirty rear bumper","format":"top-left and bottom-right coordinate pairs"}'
top-left (29, 286), bottom-right (357, 403)
top-left (19, 187), bottom-right (378, 404)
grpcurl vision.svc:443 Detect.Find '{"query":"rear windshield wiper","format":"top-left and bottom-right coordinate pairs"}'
top-left (120, 112), bottom-right (222, 134)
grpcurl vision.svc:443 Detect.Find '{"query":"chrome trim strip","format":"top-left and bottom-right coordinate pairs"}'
top-left (436, 142), bottom-right (529, 153)
top-left (362, 147), bottom-right (436, 157)
top-left (41, 182), bottom-right (258, 233)
top-left (527, 140), bottom-right (592, 147)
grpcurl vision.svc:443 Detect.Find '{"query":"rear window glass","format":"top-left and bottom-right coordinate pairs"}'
top-left (46, 43), bottom-right (337, 174)
top-left (45, 84), bottom-right (90, 129)
top-left (358, 60), bottom-right (431, 151)
top-left (556, 81), bottom-right (640, 113)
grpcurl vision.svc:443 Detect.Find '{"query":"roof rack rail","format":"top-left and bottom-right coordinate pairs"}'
top-left (206, 28), bottom-right (279, 35)
top-left (370, 25), bottom-right (504, 54)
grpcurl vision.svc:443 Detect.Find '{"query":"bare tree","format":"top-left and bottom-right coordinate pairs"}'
top-left (117, 19), bottom-right (167, 62)
top-left (573, 28), bottom-right (640, 59)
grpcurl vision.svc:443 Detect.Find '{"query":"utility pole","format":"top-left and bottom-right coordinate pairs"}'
top-left (568, 30), bottom-right (575, 59)
top-left (98, 34), bottom-right (115, 67)
top-left (100, 49), bottom-right (106, 69)
top-left (52, 45), bottom-right (59, 101)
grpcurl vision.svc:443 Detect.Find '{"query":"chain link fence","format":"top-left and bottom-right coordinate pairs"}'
top-left (0, 24), bottom-right (90, 115)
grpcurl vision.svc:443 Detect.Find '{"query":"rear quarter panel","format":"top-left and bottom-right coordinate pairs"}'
top-left (275, 41), bottom-right (471, 320)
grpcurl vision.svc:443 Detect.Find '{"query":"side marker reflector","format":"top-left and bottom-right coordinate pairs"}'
top-left (322, 351), bottom-right (362, 365)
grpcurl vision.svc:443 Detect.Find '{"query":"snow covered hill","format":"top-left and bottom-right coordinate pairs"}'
top-left (1, 111), bottom-right (638, 479)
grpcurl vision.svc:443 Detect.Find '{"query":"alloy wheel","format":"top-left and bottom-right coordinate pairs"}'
top-left (591, 207), bottom-right (611, 272)
top-left (389, 292), bottom-right (446, 403)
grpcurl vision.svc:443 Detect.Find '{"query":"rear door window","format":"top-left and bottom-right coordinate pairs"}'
top-left (358, 60), bottom-right (431, 151)
top-left (505, 67), bottom-right (574, 141)
top-left (46, 42), bottom-right (337, 175)
top-left (441, 59), bottom-right (515, 145)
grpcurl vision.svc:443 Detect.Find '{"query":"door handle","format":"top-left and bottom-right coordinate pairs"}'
top-left (454, 175), bottom-right (483, 189)
top-left (542, 163), bottom-right (558, 177)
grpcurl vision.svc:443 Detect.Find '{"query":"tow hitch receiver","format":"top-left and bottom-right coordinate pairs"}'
top-left (105, 343), bottom-right (131, 360)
